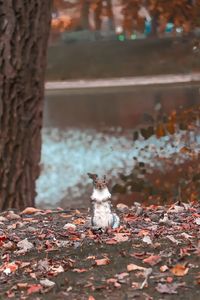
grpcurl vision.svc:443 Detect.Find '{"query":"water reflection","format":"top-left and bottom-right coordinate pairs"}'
top-left (36, 83), bottom-right (200, 208)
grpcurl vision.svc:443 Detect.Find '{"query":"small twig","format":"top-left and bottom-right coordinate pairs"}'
top-left (140, 268), bottom-right (152, 289)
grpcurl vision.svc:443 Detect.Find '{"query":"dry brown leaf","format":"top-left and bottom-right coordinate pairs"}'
top-left (143, 255), bottom-right (161, 266)
top-left (127, 263), bottom-right (146, 272)
top-left (107, 278), bottom-right (117, 284)
top-left (95, 258), bottom-right (110, 266)
top-left (21, 207), bottom-right (41, 215)
top-left (17, 283), bottom-right (28, 289)
top-left (113, 233), bottom-right (129, 243)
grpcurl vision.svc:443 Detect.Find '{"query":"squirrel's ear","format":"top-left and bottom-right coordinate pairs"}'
top-left (87, 173), bottom-right (98, 181)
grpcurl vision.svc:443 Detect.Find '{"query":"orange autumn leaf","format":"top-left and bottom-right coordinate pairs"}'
top-left (1, 262), bottom-right (18, 274)
top-left (180, 146), bottom-right (191, 154)
top-left (73, 218), bottom-right (85, 225)
top-left (156, 123), bottom-right (166, 138)
top-left (170, 264), bottom-right (189, 276)
top-left (166, 121), bottom-right (175, 134)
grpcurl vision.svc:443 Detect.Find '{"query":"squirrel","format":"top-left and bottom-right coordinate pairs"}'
top-left (88, 173), bottom-right (120, 230)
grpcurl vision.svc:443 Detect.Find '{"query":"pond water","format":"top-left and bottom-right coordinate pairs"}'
top-left (36, 83), bottom-right (200, 208)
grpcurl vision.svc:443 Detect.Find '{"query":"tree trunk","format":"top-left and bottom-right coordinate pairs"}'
top-left (0, 0), bottom-right (52, 210)
top-left (80, 0), bottom-right (90, 30)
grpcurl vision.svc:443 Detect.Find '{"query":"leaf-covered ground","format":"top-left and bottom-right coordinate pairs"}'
top-left (0, 203), bottom-right (200, 300)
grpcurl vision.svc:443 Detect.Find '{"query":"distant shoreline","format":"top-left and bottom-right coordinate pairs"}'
top-left (45, 73), bottom-right (200, 91)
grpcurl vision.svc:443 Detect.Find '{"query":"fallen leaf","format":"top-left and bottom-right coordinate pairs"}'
top-left (27, 284), bottom-right (42, 295)
top-left (195, 218), bottom-right (200, 225)
top-left (156, 283), bottom-right (178, 294)
top-left (166, 276), bottom-right (173, 283)
top-left (170, 264), bottom-right (189, 276)
top-left (180, 233), bottom-right (193, 239)
top-left (40, 279), bottom-right (55, 288)
top-left (17, 283), bottom-right (28, 289)
top-left (142, 236), bottom-right (152, 245)
top-left (131, 282), bottom-right (140, 289)
top-left (7, 212), bottom-right (21, 220)
top-left (88, 296), bottom-right (95, 300)
top-left (95, 258), bottom-right (110, 266)
top-left (63, 223), bottom-right (76, 231)
top-left (138, 229), bottom-right (150, 237)
top-left (107, 278), bottom-right (117, 284)
top-left (86, 256), bottom-right (96, 260)
top-left (113, 233), bottom-right (129, 243)
top-left (0, 235), bottom-right (6, 243)
top-left (51, 265), bottom-right (64, 274)
top-left (143, 255), bottom-right (161, 266)
top-left (0, 216), bottom-right (8, 222)
top-left (114, 282), bottom-right (121, 288)
top-left (38, 259), bottom-right (50, 271)
top-left (127, 263), bottom-right (146, 272)
top-left (116, 203), bottom-right (129, 212)
top-left (3, 262), bottom-right (18, 275)
top-left (130, 252), bottom-right (146, 259)
top-left (160, 265), bottom-right (169, 272)
top-left (115, 272), bottom-right (129, 280)
top-left (73, 218), bottom-right (85, 225)
top-left (166, 235), bottom-right (180, 245)
top-left (73, 268), bottom-right (87, 273)
top-left (105, 239), bottom-right (118, 245)
top-left (17, 238), bottom-right (34, 253)
top-left (21, 207), bottom-right (41, 215)
top-left (2, 241), bottom-right (14, 250)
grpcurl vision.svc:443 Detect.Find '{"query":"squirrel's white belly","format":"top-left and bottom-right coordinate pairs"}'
top-left (92, 202), bottom-right (113, 228)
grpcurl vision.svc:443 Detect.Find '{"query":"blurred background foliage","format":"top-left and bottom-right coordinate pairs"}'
top-left (51, 0), bottom-right (200, 39)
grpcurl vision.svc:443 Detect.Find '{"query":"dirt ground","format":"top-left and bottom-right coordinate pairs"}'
top-left (0, 202), bottom-right (200, 300)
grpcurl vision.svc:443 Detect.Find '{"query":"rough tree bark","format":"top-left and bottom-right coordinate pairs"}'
top-left (0, 1), bottom-right (52, 210)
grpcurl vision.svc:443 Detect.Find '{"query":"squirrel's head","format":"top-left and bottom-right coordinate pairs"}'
top-left (87, 173), bottom-right (108, 190)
